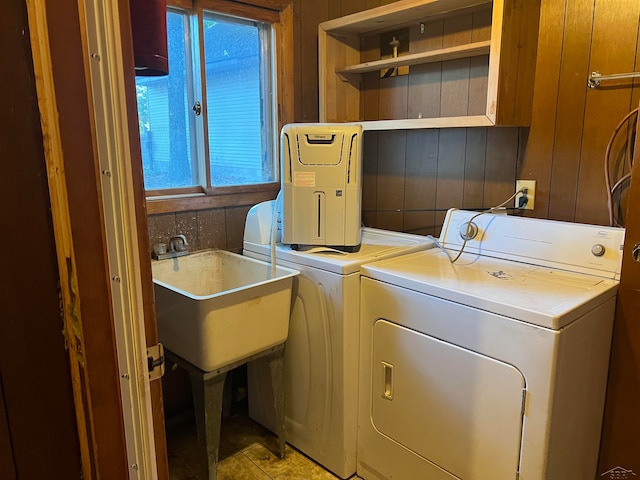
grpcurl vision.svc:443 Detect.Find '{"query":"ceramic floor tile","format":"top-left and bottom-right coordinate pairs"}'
top-left (167, 454), bottom-right (199, 480)
top-left (217, 452), bottom-right (272, 480)
top-left (243, 443), bottom-right (341, 480)
top-left (219, 413), bottom-right (278, 459)
top-left (167, 408), bottom-right (363, 480)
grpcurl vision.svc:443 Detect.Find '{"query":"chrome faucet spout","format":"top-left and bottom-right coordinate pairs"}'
top-left (152, 234), bottom-right (190, 260)
top-left (169, 234), bottom-right (189, 253)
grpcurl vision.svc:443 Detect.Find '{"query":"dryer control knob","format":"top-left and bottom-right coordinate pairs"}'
top-left (459, 222), bottom-right (479, 241)
top-left (591, 244), bottom-right (606, 257)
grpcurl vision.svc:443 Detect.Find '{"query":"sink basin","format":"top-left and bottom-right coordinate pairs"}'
top-left (152, 249), bottom-right (299, 372)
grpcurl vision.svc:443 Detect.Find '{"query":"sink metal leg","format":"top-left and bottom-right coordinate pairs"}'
top-left (167, 345), bottom-right (286, 478)
top-left (268, 348), bottom-right (286, 458)
top-left (190, 370), bottom-right (228, 480)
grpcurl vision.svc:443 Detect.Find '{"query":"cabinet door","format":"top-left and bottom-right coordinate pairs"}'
top-left (372, 319), bottom-right (525, 479)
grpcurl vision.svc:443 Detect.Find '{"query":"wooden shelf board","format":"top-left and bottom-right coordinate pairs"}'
top-left (358, 115), bottom-right (494, 130)
top-left (336, 41), bottom-right (490, 78)
top-left (320, 0), bottom-right (492, 36)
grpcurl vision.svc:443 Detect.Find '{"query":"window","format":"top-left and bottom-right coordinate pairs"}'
top-left (136, 1), bottom-right (288, 208)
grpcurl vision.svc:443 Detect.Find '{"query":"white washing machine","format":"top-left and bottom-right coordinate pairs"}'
top-left (243, 200), bottom-right (433, 479)
top-left (357, 209), bottom-right (625, 480)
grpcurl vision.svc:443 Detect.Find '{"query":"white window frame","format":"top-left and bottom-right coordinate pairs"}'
top-left (141, 1), bottom-right (281, 204)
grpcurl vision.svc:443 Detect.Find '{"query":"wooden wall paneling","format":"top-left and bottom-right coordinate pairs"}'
top-left (300, 0), bottom-right (329, 121)
top-left (632, 24), bottom-right (640, 110)
top-left (278, 4), bottom-right (296, 128)
top-left (292, 0), bottom-right (303, 122)
top-left (468, 9), bottom-right (490, 116)
top-left (440, 13), bottom-right (472, 117)
top-left (148, 213), bottom-right (179, 254)
top-left (365, 0), bottom-right (382, 11)
top-left (176, 210), bottom-right (200, 251)
top-left (618, 22), bottom-right (640, 224)
top-left (362, 131), bottom-right (380, 226)
top-left (462, 127), bottom-right (487, 209)
top-left (490, 0), bottom-right (540, 125)
top-left (404, 130), bottom-right (439, 235)
top-left (483, 127), bottom-right (519, 207)
top-left (376, 130), bottom-right (407, 230)
top-left (547, 0), bottom-right (594, 222)
top-left (362, 36), bottom-right (381, 120)
top-left (468, 55), bottom-right (490, 114)
top-left (518, 0), bottom-right (566, 218)
top-left (407, 19), bottom-right (444, 120)
top-left (338, 0), bottom-right (368, 17)
top-left (225, 205), bottom-right (253, 251)
top-left (379, 75), bottom-right (409, 119)
top-left (197, 208), bottom-right (228, 249)
top-left (598, 9), bottom-right (640, 229)
top-left (328, 0), bottom-right (342, 20)
top-left (516, 126), bottom-right (530, 188)
top-left (576, 0), bottom-right (640, 226)
top-left (471, 8), bottom-right (491, 42)
top-left (320, 25), bottom-right (361, 122)
top-left (435, 129), bottom-right (466, 227)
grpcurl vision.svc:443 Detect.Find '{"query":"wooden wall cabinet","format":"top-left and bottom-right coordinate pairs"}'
top-left (319, 0), bottom-right (541, 130)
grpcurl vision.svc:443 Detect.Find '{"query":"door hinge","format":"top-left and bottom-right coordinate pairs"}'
top-left (147, 343), bottom-right (165, 381)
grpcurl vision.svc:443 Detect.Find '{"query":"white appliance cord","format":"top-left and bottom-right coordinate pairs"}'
top-left (428, 188), bottom-right (525, 264)
top-left (270, 190), bottom-right (283, 278)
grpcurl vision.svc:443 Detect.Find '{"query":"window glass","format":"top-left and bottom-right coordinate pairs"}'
top-left (135, 11), bottom-right (198, 190)
top-left (203, 13), bottom-right (275, 187)
top-left (135, 7), bottom-right (276, 194)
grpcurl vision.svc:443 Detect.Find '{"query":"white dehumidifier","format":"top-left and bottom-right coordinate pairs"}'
top-left (281, 123), bottom-right (363, 251)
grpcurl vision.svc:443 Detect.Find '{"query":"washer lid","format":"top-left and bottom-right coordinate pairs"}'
top-left (361, 249), bottom-right (619, 329)
top-left (243, 227), bottom-right (434, 274)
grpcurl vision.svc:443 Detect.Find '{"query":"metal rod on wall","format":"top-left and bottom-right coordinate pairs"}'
top-left (588, 70), bottom-right (640, 89)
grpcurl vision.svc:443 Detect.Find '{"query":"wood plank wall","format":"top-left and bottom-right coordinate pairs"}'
top-left (149, 0), bottom-right (640, 239)
top-left (292, 0), bottom-right (640, 234)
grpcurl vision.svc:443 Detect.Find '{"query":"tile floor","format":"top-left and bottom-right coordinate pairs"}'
top-left (166, 408), bottom-right (363, 480)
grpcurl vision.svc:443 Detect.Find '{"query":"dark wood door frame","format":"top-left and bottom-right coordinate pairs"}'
top-left (21, 0), bottom-right (169, 478)
top-left (598, 105), bottom-right (640, 476)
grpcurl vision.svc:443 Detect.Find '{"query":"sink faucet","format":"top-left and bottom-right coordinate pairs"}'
top-left (169, 234), bottom-right (189, 253)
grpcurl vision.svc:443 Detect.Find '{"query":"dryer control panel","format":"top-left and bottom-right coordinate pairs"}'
top-left (440, 209), bottom-right (626, 279)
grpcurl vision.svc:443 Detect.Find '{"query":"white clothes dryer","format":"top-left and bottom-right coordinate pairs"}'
top-left (357, 209), bottom-right (625, 480)
top-left (243, 200), bottom-right (433, 479)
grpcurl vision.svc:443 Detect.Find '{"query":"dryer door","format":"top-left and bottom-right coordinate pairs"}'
top-left (372, 319), bottom-right (525, 480)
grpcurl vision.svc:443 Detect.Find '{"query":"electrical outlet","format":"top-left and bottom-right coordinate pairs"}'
top-left (515, 180), bottom-right (536, 210)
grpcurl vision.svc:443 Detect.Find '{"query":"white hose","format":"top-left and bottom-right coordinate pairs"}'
top-left (270, 190), bottom-right (283, 278)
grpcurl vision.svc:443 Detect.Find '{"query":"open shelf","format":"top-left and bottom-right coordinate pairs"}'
top-left (336, 40), bottom-right (491, 79)
top-left (319, 0), bottom-right (541, 129)
top-left (320, 0), bottom-right (492, 36)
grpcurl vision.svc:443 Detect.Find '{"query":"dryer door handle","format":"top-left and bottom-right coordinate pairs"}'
top-left (381, 362), bottom-right (394, 400)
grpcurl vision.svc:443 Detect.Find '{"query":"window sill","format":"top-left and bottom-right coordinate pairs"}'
top-left (146, 184), bottom-right (280, 214)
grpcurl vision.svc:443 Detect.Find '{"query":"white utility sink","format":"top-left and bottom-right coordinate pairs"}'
top-left (152, 249), bottom-right (299, 372)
